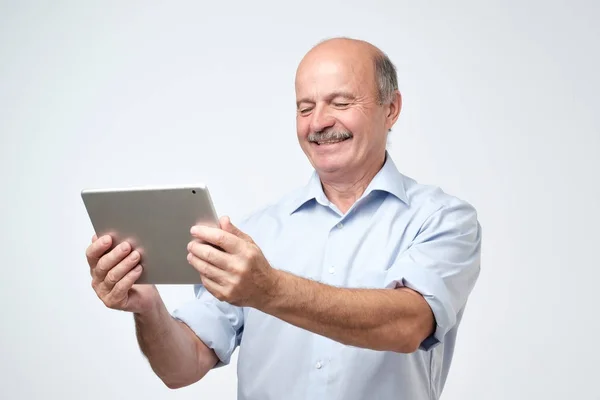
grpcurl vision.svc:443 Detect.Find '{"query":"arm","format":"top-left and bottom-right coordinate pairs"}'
top-left (134, 296), bottom-right (218, 389)
top-left (84, 234), bottom-right (220, 389)
top-left (258, 203), bottom-right (481, 353)
top-left (188, 203), bottom-right (481, 355)
top-left (261, 272), bottom-right (435, 353)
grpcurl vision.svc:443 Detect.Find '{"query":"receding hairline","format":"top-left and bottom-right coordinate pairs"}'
top-left (298, 36), bottom-right (398, 104)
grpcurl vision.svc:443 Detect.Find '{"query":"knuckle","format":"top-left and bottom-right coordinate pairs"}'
top-left (204, 247), bottom-right (215, 263)
top-left (112, 280), bottom-right (125, 294)
top-left (251, 246), bottom-right (262, 259)
top-left (85, 246), bottom-right (94, 261)
top-left (230, 275), bottom-right (242, 286)
top-left (216, 233), bottom-right (226, 247)
top-left (200, 263), bottom-right (209, 275)
top-left (111, 284), bottom-right (129, 305)
top-left (245, 247), bottom-right (258, 261)
top-left (194, 259), bottom-right (205, 273)
top-left (95, 260), bottom-right (109, 275)
top-left (105, 271), bottom-right (119, 286)
top-left (99, 295), bottom-right (113, 308)
top-left (236, 260), bottom-right (249, 276)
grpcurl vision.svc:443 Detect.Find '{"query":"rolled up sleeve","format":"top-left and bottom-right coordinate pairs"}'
top-left (384, 200), bottom-right (482, 351)
top-left (171, 284), bottom-right (244, 367)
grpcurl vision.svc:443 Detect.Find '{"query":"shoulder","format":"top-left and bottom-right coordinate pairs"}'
top-left (401, 173), bottom-right (480, 232)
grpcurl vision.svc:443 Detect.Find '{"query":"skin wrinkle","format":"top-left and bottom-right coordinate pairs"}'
top-left (294, 38), bottom-right (399, 213)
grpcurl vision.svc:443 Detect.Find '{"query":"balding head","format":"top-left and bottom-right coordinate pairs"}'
top-left (294, 37), bottom-right (402, 184)
top-left (297, 37), bottom-right (398, 105)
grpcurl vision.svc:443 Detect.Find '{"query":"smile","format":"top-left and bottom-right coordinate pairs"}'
top-left (314, 137), bottom-right (351, 145)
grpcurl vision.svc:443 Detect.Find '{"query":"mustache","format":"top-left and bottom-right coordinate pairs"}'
top-left (307, 129), bottom-right (353, 143)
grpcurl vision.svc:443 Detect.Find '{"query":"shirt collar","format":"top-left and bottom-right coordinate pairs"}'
top-left (288, 151), bottom-right (409, 215)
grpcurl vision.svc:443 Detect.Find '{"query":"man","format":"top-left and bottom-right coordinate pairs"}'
top-left (85, 37), bottom-right (481, 399)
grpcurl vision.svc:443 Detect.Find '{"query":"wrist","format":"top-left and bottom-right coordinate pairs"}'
top-left (134, 287), bottom-right (164, 322)
top-left (257, 269), bottom-right (287, 312)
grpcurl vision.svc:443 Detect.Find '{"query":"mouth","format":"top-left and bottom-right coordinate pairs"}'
top-left (313, 137), bottom-right (351, 146)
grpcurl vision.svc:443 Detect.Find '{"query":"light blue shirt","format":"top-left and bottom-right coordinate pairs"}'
top-left (172, 152), bottom-right (482, 400)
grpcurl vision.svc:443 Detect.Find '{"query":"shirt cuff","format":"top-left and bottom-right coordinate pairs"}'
top-left (384, 261), bottom-right (456, 351)
top-left (171, 293), bottom-right (243, 367)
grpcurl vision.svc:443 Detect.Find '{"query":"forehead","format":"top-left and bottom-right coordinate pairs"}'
top-left (295, 52), bottom-right (376, 100)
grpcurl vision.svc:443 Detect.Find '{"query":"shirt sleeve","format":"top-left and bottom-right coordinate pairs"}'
top-left (171, 284), bottom-right (244, 367)
top-left (383, 200), bottom-right (482, 351)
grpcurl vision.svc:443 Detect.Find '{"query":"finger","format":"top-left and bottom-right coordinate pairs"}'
top-left (101, 250), bottom-right (141, 292)
top-left (86, 235), bottom-right (113, 269)
top-left (220, 216), bottom-right (253, 243)
top-left (92, 234), bottom-right (98, 243)
top-left (190, 225), bottom-right (243, 254)
top-left (106, 264), bottom-right (144, 306)
top-left (187, 253), bottom-right (229, 285)
top-left (200, 274), bottom-right (225, 301)
top-left (188, 241), bottom-right (230, 270)
top-left (93, 242), bottom-right (132, 282)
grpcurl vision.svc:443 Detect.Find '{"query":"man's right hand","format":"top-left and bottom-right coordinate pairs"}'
top-left (86, 234), bottom-right (160, 315)
top-left (85, 233), bottom-right (218, 388)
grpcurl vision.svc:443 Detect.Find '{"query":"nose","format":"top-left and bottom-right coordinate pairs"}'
top-left (309, 105), bottom-right (335, 134)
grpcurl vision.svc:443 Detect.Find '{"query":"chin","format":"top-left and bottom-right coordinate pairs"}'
top-left (310, 151), bottom-right (353, 175)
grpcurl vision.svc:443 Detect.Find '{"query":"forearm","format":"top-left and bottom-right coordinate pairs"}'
top-left (134, 299), bottom-right (217, 389)
top-left (261, 270), bottom-right (434, 353)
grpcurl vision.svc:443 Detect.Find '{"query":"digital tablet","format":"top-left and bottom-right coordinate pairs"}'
top-left (81, 184), bottom-right (219, 285)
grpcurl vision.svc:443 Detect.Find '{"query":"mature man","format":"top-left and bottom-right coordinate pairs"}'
top-left (86, 37), bottom-right (481, 400)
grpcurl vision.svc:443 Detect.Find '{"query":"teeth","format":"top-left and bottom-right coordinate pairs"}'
top-left (317, 139), bottom-right (344, 145)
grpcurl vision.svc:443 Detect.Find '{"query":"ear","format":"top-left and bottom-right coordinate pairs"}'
top-left (385, 90), bottom-right (402, 130)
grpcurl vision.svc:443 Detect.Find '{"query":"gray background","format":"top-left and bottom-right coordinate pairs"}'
top-left (1, 1), bottom-right (599, 399)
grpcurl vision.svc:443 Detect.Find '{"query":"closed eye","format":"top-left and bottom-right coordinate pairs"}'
top-left (298, 107), bottom-right (313, 115)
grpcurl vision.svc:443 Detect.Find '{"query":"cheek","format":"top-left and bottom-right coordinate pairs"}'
top-left (296, 117), bottom-right (310, 139)
top-left (336, 112), bottom-right (367, 137)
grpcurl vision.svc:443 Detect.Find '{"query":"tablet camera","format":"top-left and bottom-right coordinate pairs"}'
top-left (192, 190), bottom-right (196, 194)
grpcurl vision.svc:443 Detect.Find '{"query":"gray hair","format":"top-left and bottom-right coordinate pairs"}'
top-left (374, 52), bottom-right (398, 104)
top-left (311, 37), bottom-right (399, 104)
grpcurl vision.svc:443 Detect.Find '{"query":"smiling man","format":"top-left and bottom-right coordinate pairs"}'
top-left (86, 37), bottom-right (481, 400)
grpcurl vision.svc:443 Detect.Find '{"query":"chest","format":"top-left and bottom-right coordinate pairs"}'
top-left (253, 197), bottom-right (423, 289)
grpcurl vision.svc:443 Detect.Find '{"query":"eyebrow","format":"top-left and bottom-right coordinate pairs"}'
top-left (296, 91), bottom-right (356, 108)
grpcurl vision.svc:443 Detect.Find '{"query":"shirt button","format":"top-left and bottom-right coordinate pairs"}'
top-left (315, 361), bottom-right (323, 369)
top-left (336, 222), bottom-right (344, 229)
top-left (328, 267), bottom-right (335, 274)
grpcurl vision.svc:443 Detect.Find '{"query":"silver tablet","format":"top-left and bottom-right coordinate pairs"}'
top-left (81, 184), bottom-right (219, 285)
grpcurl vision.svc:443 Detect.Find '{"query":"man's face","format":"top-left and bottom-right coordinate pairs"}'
top-left (295, 49), bottom-right (394, 177)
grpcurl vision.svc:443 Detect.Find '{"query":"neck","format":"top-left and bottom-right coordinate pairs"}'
top-left (319, 152), bottom-right (386, 214)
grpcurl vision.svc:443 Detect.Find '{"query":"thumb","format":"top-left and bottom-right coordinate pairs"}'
top-left (219, 216), bottom-right (253, 243)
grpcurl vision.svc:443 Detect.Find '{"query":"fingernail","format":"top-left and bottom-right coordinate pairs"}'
top-left (102, 236), bottom-right (110, 245)
top-left (134, 265), bottom-right (142, 271)
top-left (121, 242), bottom-right (130, 252)
top-left (190, 226), bottom-right (198, 235)
top-left (131, 251), bottom-right (139, 260)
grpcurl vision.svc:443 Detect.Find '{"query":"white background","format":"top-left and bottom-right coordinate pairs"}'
top-left (1, 1), bottom-right (599, 399)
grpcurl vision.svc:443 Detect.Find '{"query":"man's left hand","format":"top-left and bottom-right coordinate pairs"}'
top-left (187, 216), bottom-right (280, 308)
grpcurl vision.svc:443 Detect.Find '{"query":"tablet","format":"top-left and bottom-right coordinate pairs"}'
top-left (81, 184), bottom-right (219, 285)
